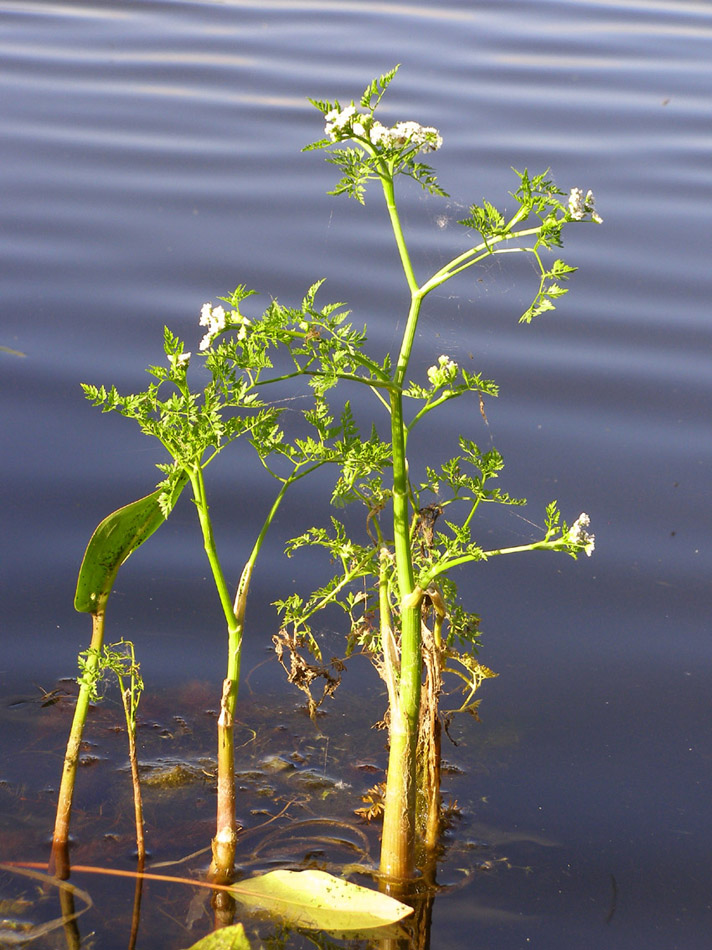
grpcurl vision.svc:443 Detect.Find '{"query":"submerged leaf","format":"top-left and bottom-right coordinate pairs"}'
top-left (183, 923), bottom-right (252, 950)
top-left (230, 869), bottom-right (412, 931)
top-left (74, 472), bottom-right (189, 613)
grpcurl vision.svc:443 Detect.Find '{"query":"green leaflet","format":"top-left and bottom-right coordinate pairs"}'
top-left (74, 472), bottom-right (189, 613)
top-left (184, 923), bottom-right (252, 950)
top-left (229, 869), bottom-right (412, 931)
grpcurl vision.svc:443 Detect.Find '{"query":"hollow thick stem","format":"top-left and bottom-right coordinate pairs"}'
top-left (377, 224), bottom-right (424, 879)
top-left (210, 676), bottom-right (239, 883)
top-left (380, 711), bottom-right (415, 881)
top-left (210, 621), bottom-right (242, 881)
top-left (380, 605), bottom-right (424, 883)
top-left (51, 608), bottom-right (106, 875)
top-left (189, 468), bottom-right (242, 880)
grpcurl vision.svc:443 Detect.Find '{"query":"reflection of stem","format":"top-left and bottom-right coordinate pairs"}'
top-left (58, 883), bottom-right (81, 950)
top-left (51, 609), bottom-right (106, 871)
top-left (127, 856), bottom-right (144, 950)
top-left (3, 865), bottom-right (92, 949)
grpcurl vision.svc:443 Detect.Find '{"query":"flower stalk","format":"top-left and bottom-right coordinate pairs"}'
top-left (298, 65), bottom-right (600, 881)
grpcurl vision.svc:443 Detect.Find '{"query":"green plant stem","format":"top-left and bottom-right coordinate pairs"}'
top-left (116, 646), bottom-right (145, 865)
top-left (417, 536), bottom-right (574, 590)
top-left (189, 465), bottom-right (241, 880)
top-left (377, 171), bottom-right (427, 881)
top-left (191, 462), bottom-right (321, 880)
top-left (420, 226), bottom-right (543, 295)
top-left (381, 171), bottom-right (418, 294)
top-left (190, 466), bottom-right (240, 633)
top-left (51, 609), bottom-right (106, 876)
top-left (121, 692), bottom-right (145, 864)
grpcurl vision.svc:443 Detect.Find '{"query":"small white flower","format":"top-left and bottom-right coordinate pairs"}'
top-left (329, 113), bottom-right (443, 154)
top-left (389, 120), bottom-right (442, 152)
top-left (168, 351), bottom-right (191, 370)
top-left (368, 122), bottom-right (390, 146)
top-left (427, 354), bottom-right (458, 385)
top-left (324, 104), bottom-right (358, 140)
top-left (568, 188), bottom-right (603, 223)
top-left (568, 512), bottom-right (595, 556)
top-left (198, 303), bottom-right (229, 350)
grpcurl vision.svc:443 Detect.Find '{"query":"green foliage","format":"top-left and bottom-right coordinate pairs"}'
top-left (359, 63), bottom-right (401, 111)
top-left (74, 473), bottom-right (189, 613)
top-left (325, 148), bottom-right (380, 203)
top-left (520, 258), bottom-right (578, 324)
top-left (184, 924), bottom-right (252, 950)
top-left (278, 69), bottom-right (599, 768)
top-left (227, 868), bottom-right (412, 931)
top-left (75, 64), bottom-right (599, 885)
top-left (77, 639), bottom-right (143, 709)
top-left (304, 63), bottom-right (448, 202)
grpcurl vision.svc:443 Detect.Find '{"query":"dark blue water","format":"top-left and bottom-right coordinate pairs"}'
top-left (3, 1), bottom-right (712, 947)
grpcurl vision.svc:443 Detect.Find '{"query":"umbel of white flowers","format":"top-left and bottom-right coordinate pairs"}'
top-left (568, 188), bottom-right (603, 224)
top-left (324, 104), bottom-right (443, 153)
top-left (427, 354), bottom-right (458, 386)
top-left (567, 512), bottom-right (596, 556)
top-left (199, 303), bottom-right (251, 351)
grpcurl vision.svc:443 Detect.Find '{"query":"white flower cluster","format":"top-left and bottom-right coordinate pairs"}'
top-left (427, 354), bottom-right (458, 387)
top-left (324, 105), bottom-right (442, 153)
top-left (567, 512), bottom-right (595, 557)
top-left (199, 302), bottom-right (250, 351)
top-left (168, 351), bottom-right (191, 370)
top-left (567, 188), bottom-right (603, 224)
top-left (369, 119), bottom-right (443, 152)
top-left (199, 303), bottom-right (227, 350)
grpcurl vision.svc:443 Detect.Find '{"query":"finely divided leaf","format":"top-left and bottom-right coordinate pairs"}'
top-left (360, 64), bottom-right (400, 111)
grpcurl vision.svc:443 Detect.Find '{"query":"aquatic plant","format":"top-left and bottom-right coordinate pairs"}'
top-left (56, 64), bottom-right (599, 904)
top-left (68, 289), bottom-right (371, 879)
top-left (53, 638), bottom-right (146, 869)
top-left (51, 483), bottom-right (185, 872)
top-left (273, 65), bottom-right (599, 882)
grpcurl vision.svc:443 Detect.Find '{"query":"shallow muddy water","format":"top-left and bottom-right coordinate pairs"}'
top-left (2, 1), bottom-right (712, 947)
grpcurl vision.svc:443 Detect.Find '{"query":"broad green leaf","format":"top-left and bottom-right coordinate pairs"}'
top-left (229, 868), bottom-right (412, 931)
top-left (74, 472), bottom-right (189, 613)
top-left (183, 923), bottom-right (251, 950)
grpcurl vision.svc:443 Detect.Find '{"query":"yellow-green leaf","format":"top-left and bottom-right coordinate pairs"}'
top-left (74, 473), bottom-right (189, 613)
top-left (183, 923), bottom-right (251, 950)
top-left (229, 869), bottom-right (412, 931)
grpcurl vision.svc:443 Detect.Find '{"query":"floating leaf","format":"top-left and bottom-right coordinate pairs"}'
top-left (74, 473), bottom-right (189, 613)
top-left (184, 923), bottom-right (252, 950)
top-left (229, 869), bottom-right (412, 931)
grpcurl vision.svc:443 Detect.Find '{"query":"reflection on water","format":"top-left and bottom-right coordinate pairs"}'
top-left (0, 676), bottom-right (530, 948)
top-left (2, 0), bottom-right (712, 947)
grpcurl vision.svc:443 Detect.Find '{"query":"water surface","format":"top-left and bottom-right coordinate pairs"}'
top-left (2, 1), bottom-right (712, 947)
